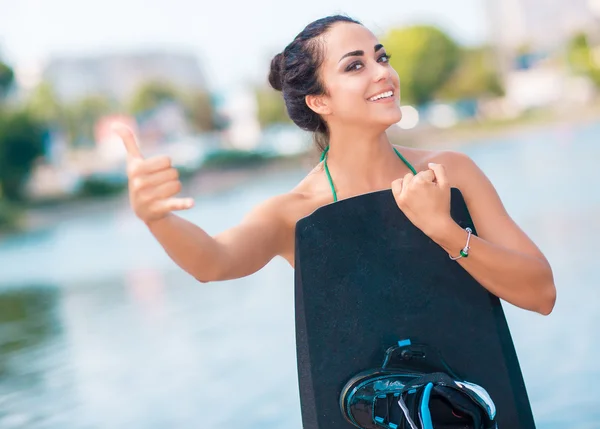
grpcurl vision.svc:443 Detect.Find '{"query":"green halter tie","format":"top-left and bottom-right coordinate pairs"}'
top-left (320, 146), bottom-right (418, 202)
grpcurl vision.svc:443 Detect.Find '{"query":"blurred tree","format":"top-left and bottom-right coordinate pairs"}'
top-left (516, 43), bottom-right (534, 56)
top-left (436, 46), bottom-right (504, 101)
top-left (0, 110), bottom-right (45, 201)
top-left (25, 82), bottom-right (86, 147)
top-left (255, 87), bottom-right (290, 127)
top-left (0, 59), bottom-right (45, 202)
top-left (25, 82), bottom-right (64, 124)
top-left (184, 91), bottom-right (217, 132)
top-left (128, 81), bottom-right (181, 115)
top-left (129, 81), bottom-right (216, 132)
top-left (27, 83), bottom-right (117, 146)
top-left (0, 59), bottom-right (14, 100)
top-left (67, 94), bottom-right (112, 144)
top-left (382, 25), bottom-right (460, 106)
top-left (567, 32), bottom-right (600, 87)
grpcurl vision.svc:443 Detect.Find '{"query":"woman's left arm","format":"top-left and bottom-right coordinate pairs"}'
top-left (392, 150), bottom-right (556, 315)
top-left (431, 151), bottom-right (556, 315)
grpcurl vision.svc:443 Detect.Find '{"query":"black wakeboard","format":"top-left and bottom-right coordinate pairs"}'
top-left (294, 188), bottom-right (535, 429)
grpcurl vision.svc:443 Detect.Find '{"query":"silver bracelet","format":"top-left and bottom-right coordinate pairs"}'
top-left (449, 227), bottom-right (473, 260)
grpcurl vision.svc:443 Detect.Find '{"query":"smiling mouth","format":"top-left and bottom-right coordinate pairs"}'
top-left (368, 90), bottom-right (394, 102)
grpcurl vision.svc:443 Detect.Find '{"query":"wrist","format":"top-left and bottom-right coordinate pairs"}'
top-left (144, 213), bottom-right (173, 230)
top-left (427, 218), bottom-right (464, 249)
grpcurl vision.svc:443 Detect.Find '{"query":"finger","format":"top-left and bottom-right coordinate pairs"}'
top-left (130, 168), bottom-right (179, 192)
top-left (428, 163), bottom-right (449, 188)
top-left (401, 172), bottom-right (414, 194)
top-left (157, 197), bottom-right (195, 212)
top-left (113, 123), bottom-right (144, 160)
top-left (136, 155), bottom-right (172, 175)
top-left (143, 167), bottom-right (179, 188)
top-left (152, 180), bottom-right (182, 200)
top-left (414, 169), bottom-right (435, 183)
top-left (391, 178), bottom-right (403, 197)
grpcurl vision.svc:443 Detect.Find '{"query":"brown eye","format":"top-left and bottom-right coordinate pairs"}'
top-left (379, 54), bottom-right (391, 63)
top-left (346, 62), bottom-right (364, 72)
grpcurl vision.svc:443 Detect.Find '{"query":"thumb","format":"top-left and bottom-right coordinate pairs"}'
top-left (428, 163), bottom-right (449, 188)
top-left (113, 123), bottom-right (144, 160)
top-left (391, 177), bottom-right (404, 197)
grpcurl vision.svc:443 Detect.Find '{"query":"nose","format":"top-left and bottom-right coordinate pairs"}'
top-left (373, 60), bottom-right (391, 83)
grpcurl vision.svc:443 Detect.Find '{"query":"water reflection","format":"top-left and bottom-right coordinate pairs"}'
top-left (0, 286), bottom-right (62, 356)
top-left (0, 122), bottom-right (599, 428)
top-left (0, 285), bottom-right (79, 428)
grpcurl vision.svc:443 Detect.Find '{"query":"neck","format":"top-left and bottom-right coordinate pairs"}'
top-left (324, 126), bottom-right (402, 192)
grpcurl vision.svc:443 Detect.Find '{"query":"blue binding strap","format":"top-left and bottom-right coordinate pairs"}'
top-left (420, 382), bottom-right (434, 429)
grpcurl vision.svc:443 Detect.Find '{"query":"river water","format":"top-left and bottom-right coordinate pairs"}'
top-left (0, 122), bottom-right (599, 428)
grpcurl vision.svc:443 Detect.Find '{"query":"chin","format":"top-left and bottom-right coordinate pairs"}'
top-left (378, 108), bottom-right (402, 128)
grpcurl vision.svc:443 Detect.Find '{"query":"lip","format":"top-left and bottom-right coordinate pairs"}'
top-left (366, 87), bottom-right (395, 101)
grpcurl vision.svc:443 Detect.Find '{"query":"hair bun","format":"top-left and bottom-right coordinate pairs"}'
top-left (268, 52), bottom-right (284, 91)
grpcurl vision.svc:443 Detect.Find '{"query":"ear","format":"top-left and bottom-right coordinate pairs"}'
top-left (305, 94), bottom-right (332, 116)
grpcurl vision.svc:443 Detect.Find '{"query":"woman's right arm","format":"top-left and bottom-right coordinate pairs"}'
top-left (115, 124), bottom-right (289, 283)
top-left (145, 197), bottom-right (289, 282)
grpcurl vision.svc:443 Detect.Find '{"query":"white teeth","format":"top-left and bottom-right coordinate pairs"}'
top-left (369, 90), bottom-right (393, 101)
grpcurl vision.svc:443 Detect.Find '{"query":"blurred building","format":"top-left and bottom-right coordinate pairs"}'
top-left (487, 0), bottom-right (597, 51)
top-left (216, 88), bottom-right (261, 150)
top-left (41, 51), bottom-right (207, 103)
top-left (487, 0), bottom-right (598, 72)
top-left (484, 0), bottom-right (600, 113)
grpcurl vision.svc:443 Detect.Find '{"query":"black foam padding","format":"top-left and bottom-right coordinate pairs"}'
top-left (294, 188), bottom-right (535, 429)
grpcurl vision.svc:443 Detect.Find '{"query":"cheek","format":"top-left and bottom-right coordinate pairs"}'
top-left (329, 80), bottom-right (368, 116)
top-left (391, 69), bottom-right (401, 90)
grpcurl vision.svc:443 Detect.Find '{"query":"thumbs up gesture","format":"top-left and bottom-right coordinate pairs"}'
top-left (113, 124), bottom-right (194, 225)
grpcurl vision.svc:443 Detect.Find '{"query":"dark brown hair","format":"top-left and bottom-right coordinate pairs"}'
top-left (268, 15), bottom-right (362, 151)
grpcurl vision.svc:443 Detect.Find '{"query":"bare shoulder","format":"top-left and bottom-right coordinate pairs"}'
top-left (409, 147), bottom-right (511, 231)
top-left (286, 162), bottom-right (333, 221)
top-left (247, 163), bottom-right (330, 227)
top-left (393, 146), bottom-right (479, 188)
top-left (244, 191), bottom-right (305, 224)
top-left (429, 149), bottom-right (479, 187)
top-left (245, 166), bottom-right (331, 265)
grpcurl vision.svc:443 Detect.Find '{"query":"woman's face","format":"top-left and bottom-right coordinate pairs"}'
top-left (316, 22), bottom-right (402, 130)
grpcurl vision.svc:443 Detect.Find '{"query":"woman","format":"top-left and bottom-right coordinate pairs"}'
top-left (115, 15), bottom-right (556, 315)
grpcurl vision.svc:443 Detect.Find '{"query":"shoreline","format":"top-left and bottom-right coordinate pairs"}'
top-left (398, 102), bottom-right (600, 149)
top-left (3, 109), bottom-right (599, 238)
top-left (3, 156), bottom-right (307, 237)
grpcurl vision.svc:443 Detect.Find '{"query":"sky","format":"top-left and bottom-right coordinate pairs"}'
top-left (0, 0), bottom-right (490, 91)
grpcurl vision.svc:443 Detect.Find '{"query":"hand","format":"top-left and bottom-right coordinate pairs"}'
top-left (391, 163), bottom-right (454, 239)
top-left (114, 124), bottom-right (194, 225)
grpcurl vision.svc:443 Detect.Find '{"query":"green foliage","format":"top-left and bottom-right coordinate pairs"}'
top-left (0, 60), bottom-right (14, 99)
top-left (67, 94), bottom-right (112, 144)
top-left (567, 32), bottom-right (600, 87)
top-left (128, 81), bottom-right (180, 115)
top-left (129, 81), bottom-right (216, 131)
top-left (79, 174), bottom-right (126, 197)
top-left (25, 82), bottom-right (64, 124)
top-left (382, 25), bottom-right (460, 105)
top-left (202, 149), bottom-right (271, 169)
top-left (0, 198), bottom-right (22, 231)
top-left (25, 83), bottom-right (113, 146)
top-left (436, 46), bottom-right (504, 101)
top-left (0, 110), bottom-right (45, 201)
top-left (516, 43), bottom-right (533, 56)
top-left (184, 91), bottom-right (217, 132)
top-left (255, 88), bottom-right (290, 127)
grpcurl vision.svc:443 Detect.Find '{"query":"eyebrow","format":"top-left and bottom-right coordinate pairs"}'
top-left (339, 44), bottom-right (384, 63)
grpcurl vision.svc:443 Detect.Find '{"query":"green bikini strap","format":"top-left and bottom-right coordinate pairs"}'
top-left (321, 145), bottom-right (417, 203)
top-left (320, 146), bottom-right (337, 202)
top-left (393, 147), bottom-right (418, 175)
